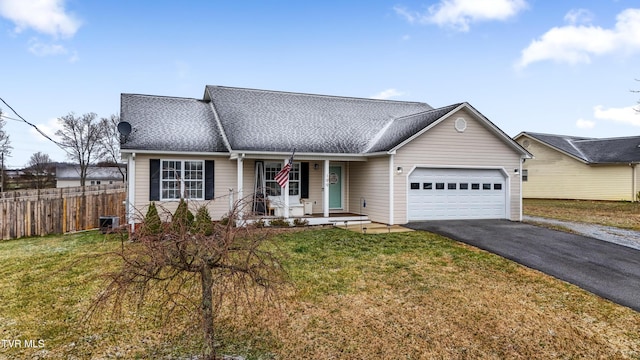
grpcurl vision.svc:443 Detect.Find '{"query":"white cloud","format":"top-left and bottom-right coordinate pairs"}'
top-left (28, 38), bottom-right (67, 56)
top-left (30, 117), bottom-right (62, 143)
top-left (371, 88), bottom-right (405, 100)
top-left (27, 37), bottom-right (78, 62)
top-left (575, 118), bottom-right (596, 129)
top-left (516, 8), bottom-right (640, 69)
top-left (564, 9), bottom-right (594, 25)
top-left (394, 0), bottom-right (528, 32)
top-left (593, 104), bottom-right (640, 126)
top-left (0, 0), bottom-right (81, 38)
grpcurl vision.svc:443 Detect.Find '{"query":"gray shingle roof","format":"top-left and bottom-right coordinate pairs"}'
top-left (204, 86), bottom-right (433, 153)
top-left (121, 86), bottom-right (508, 155)
top-left (523, 132), bottom-right (640, 164)
top-left (120, 94), bottom-right (228, 152)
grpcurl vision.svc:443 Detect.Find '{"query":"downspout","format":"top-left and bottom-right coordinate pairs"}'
top-left (519, 157), bottom-right (524, 221)
top-left (128, 153), bottom-right (136, 232)
top-left (632, 163), bottom-right (637, 202)
top-left (388, 153), bottom-right (395, 225)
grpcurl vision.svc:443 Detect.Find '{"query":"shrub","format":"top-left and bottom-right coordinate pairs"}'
top-left (254, 219), bottom-right (266, 228)
top-left (269, 217), bottom-right (290, 227)
top-left (172, 199), bottom-right (194, 233)
top-left (141, 202), bottom-right (162, 235)
top-left (193, 206), bottom-right (214, 236)
top-left (293, 218), bottom-right (309, 227)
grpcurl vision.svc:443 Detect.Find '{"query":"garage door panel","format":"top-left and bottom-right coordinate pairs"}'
top-left (408, 168), bottom-right (506, 221)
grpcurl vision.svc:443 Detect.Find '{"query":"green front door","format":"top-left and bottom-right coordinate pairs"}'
top-left (329, 166), bottom-right (342, 209)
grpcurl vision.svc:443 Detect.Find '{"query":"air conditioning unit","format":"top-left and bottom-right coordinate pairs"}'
top-left (99, 216), bottom-right (120, 234)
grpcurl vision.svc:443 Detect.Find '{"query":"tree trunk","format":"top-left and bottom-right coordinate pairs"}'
top-left (201, 265), bottom-right (216, 360)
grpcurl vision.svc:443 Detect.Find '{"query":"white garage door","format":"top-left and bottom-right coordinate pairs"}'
top-left (408, 168), bottom-right (507, 221)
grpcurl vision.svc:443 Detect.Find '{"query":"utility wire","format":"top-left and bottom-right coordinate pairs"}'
top-left (0, 96), bottom-right (70, 155)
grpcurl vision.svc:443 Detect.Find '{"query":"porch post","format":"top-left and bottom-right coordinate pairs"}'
top-left (237, 155), bottom-right (243, 216)
top-left (388, 153), bottom-right (394, 225)
top-left (323, 159), bottom-right (330, 217)
top-left (283, 157), bottom-right (290, 218)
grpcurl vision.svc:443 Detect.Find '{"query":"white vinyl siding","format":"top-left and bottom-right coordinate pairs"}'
top-left (349, 156), bottom-right (390, 223)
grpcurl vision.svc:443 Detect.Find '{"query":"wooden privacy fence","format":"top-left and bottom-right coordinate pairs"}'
top-left (0, 184), bottom-right (127, 240)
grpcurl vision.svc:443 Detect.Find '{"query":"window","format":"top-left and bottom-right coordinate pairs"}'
top-left (494, 184), bottom-right (502, 190)
top-left (410, 182), bottom-right (420, 190)
top-left (423, 182), bottom-right (432, 190)
top-left (460, 183), bottom-right (468, 190)
top-left (522, 169), bottom-right (528, 182)
top-left (161, 160), bottom-right (204, 200)
top-left (471, 183), bottom-right (480, 190)
top-left (483, 183), bottom-right (491, 190)
top-left (436, 183), bottom-right (445, 190)
top-left (265, 162), bottom-right (300, 196)
top-left (448, 183), bottom-right (457, 190)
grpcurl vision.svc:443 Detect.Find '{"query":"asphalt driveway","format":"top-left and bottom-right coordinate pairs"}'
top-left (406, 220), bottom-right (640, 312)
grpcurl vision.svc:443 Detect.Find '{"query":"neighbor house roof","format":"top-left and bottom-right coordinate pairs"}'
top-left (518, 132), bottom-right (640, 164)
top-left (121, 85), bottom-right (527, 156)
top-left (56, 164), bottom-right (125, 180)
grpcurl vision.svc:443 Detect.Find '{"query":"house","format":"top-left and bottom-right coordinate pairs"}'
top-left (56, 164), bottom-right (126, 188)
top-left (119, 85), bottom-right (530, 229)
top-left (514, 132), bottom-right (640, 201)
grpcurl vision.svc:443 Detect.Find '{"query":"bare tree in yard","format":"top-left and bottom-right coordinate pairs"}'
top-left (55, 112), bottom-right (103, 187)
top-left (24, 152), bottom-right (55, 189)
top-left (0, 111), bottom-right (12, 192)
top-left (91, 201), bottom-right (286, 360)
top-left (98, 114), bottom-right (126, 181)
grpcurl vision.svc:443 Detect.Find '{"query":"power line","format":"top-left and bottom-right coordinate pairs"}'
top-left (0, 96), bottom-right (71, 155)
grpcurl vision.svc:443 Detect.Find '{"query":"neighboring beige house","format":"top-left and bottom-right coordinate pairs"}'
top-left (514, 132), bottom-right (640, 201)
top-left (56, 164), bottom-right (126, 188)
top-left (119, 85), bottom-right (530, 229)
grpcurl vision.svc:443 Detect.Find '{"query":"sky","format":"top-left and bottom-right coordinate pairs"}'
top-left (1, 0), bottom-right (640, 168)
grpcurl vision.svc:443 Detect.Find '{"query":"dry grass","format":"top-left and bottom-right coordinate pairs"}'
top-left (0, 229), bottom-right (639, 359)
top-left (524, 199), bottom-right (640, 230)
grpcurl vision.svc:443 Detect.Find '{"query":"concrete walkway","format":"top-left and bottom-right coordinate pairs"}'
top-left (524, 215), bottom-right (640, 251)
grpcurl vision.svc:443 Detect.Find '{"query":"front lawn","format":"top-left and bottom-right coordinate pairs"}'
top-left (0, 229), bottom-right (638, 359)
top-left (524, 199), bottom-right (640, 230)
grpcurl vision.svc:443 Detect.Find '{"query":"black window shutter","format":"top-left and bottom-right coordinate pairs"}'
top-left (301, 162), bottom-right (309, 199)
top-left (149, 159), bottom-right (160, 201)
top-left (205, 160), bottom-right (215, 200)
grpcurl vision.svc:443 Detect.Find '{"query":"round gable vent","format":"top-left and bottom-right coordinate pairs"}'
top-left (454, 117), bottom-right (467, 132)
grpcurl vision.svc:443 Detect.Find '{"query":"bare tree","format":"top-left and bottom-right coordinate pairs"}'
top-left (0, 110), bottom-right (12, 192)
top-left (24, 152), bottom-right (55, 189)
top-left (90, 200), bottom-right (286, 360)
top-left (98, 114), bottom-right (125, 181)
top-left (55, 112), bottom-right (103, 187)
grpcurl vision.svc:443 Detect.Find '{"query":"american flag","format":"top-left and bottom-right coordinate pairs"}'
top-left (275, 150), bottom-right (295, 188)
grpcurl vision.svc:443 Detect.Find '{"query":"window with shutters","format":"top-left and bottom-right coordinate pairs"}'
top-left (161, 160), bottom-right (204, 200)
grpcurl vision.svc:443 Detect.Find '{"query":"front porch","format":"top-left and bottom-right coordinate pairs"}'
top-left (235, 154), bottom-right (373, 223)
top-left (245, 212), bottom-right (370, 227)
